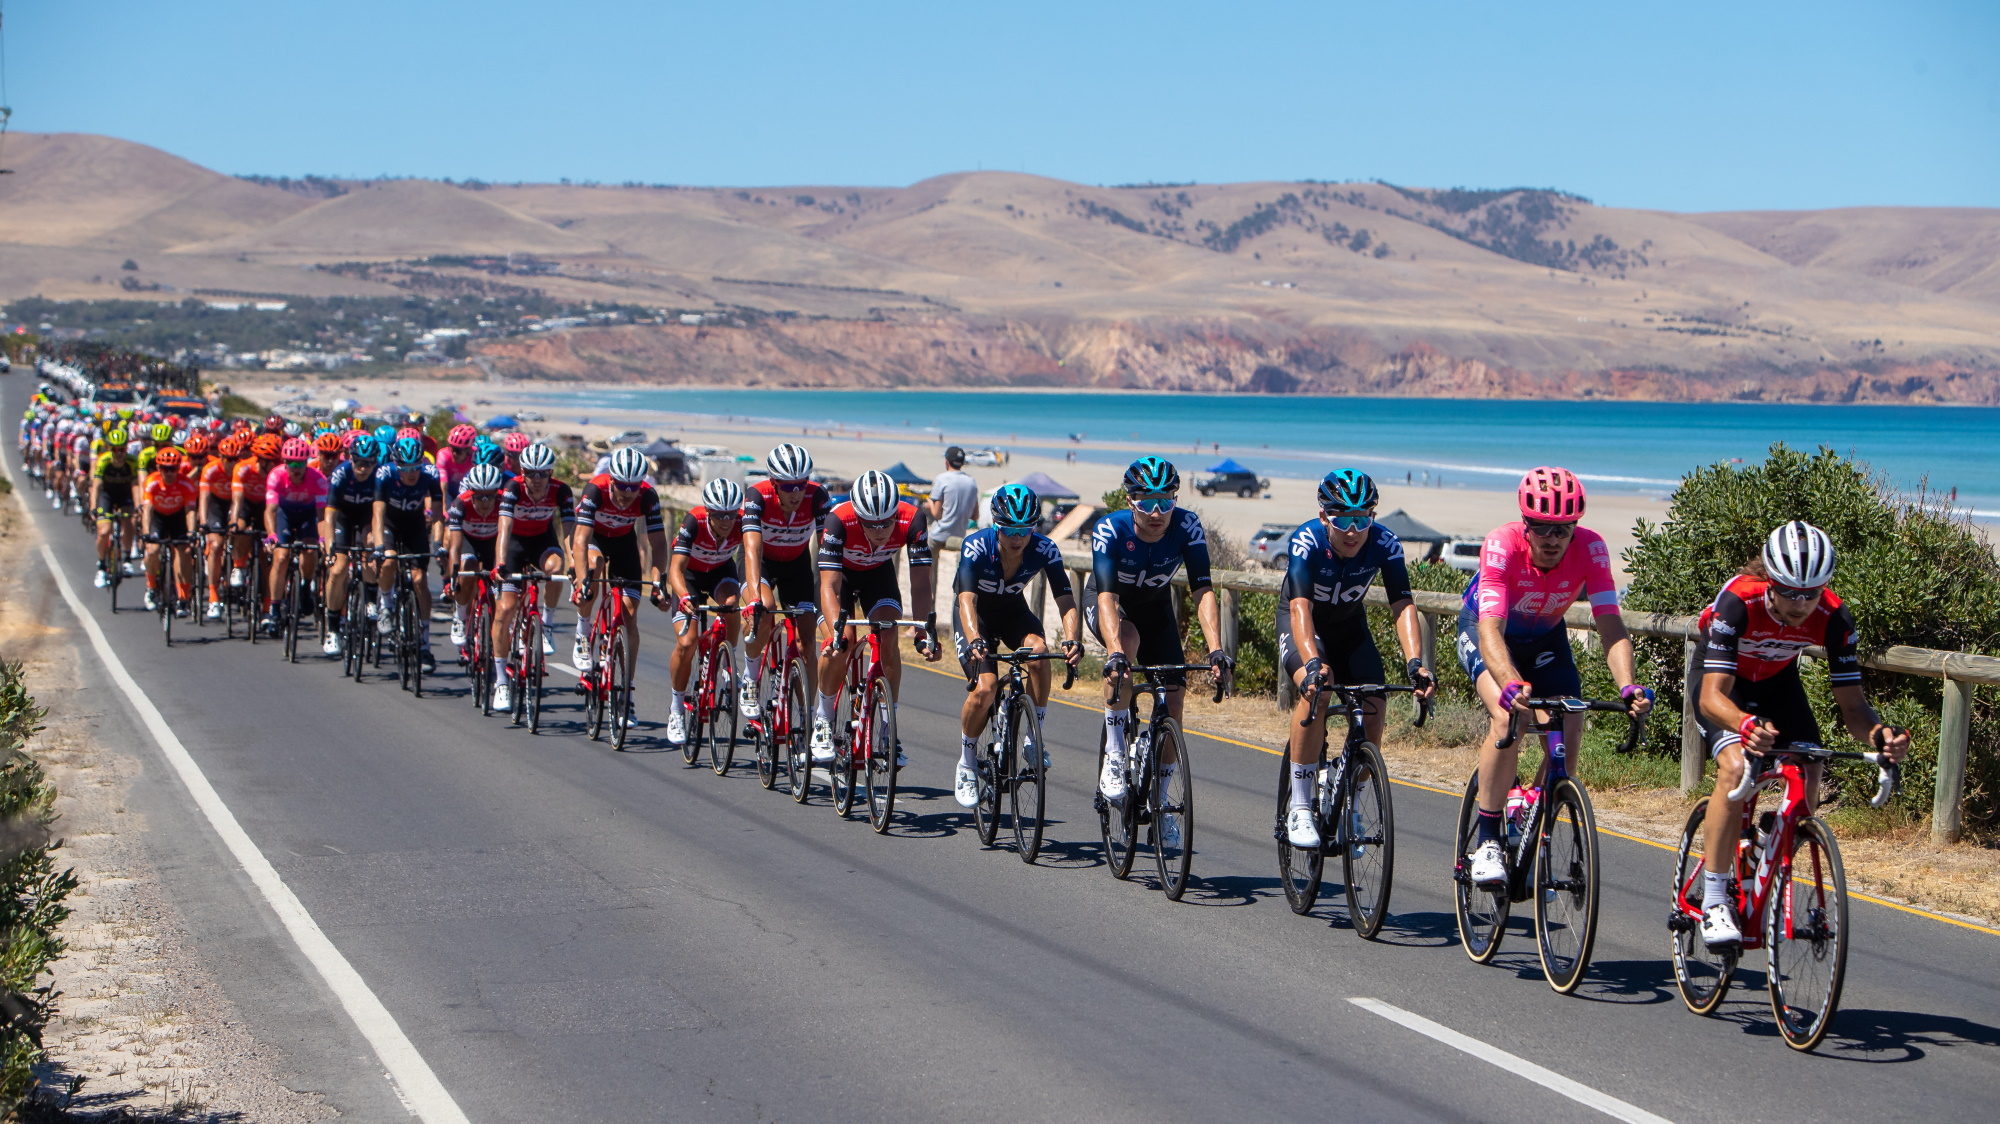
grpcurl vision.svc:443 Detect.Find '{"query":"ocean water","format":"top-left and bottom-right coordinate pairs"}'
top-left (509, 387), bottom-right (2000, 515)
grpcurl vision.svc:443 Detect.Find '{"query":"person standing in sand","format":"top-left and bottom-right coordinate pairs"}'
top-left (928, 445), bottom-right (979, 641)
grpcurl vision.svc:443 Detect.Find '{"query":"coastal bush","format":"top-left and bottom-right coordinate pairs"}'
top-left (0, 663), bottom-right (75, 1117)
top-left (1622, 443), bottom-right (2000, 830)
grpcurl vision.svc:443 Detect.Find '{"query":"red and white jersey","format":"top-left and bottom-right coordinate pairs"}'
top-left (575, 474), bottom-right (664, 538)
top-left (498, 476), bottom-right (575, 537)
top-left (816, 500), bottom-right (933, 572)
top-left (672, 506), bottom-right (744, 572)
top-left (448, 489), bottom-right (503, 540)
top-left (739, 478), bottom-right (833, 561)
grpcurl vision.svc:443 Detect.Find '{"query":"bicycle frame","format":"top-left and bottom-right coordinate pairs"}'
top-left (1487, 698), bottom-right (1639, 898)
top-left (686, 603), bottom-right (743, 770)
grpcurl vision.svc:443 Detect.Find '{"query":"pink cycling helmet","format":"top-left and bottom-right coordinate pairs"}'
top-left (501, 431), bottom-right (532, 454)
top-left (281, 436), bottom-right (313, 461)
top-left (447, 423), bottom-right (477, 449)
top-left (1518, 466), bottom-right (1586, 522)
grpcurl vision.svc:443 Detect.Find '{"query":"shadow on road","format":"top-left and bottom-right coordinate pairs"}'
top-left (1178, 873), bottom-right (1274, 907)
top-left (1572, 959), bottom-right (1677, 1005)
top-left (1348, 909), bottom-right (1460, 948)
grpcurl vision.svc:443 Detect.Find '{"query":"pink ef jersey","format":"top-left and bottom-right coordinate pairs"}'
top-left (435, 447), bottom-right (475, 497)
top-left (264, 464), bottom-right (329, 510)
top-left (1465, 522), bottom-right (1619, 640)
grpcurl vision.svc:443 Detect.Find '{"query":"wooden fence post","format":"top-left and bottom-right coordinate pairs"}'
top-left (1419, 610), bottom-right (1439, 676)
top-left (1681, 640), bottom-right (1704, 795)
top-left (1933, 674), bottom-right (1972, 845)
top-left (1219, 588), bottom-right (1239, 661)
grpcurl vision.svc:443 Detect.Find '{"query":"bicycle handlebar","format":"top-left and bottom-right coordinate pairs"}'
top-left (990, 648), bottom-right (1077, 691)
top-left (1298, 681), bottom-right (1430, 731)
top-left (1725, 742), bottom-right (1901, 809)
top-left (1494, 697), bottom-right (1643, 754)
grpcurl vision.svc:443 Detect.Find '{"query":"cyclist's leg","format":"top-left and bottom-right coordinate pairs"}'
top-left (142, 533), bottom-right (163, 590)
top-left (955, 600), bottom-right (1001, 752)
top-left (1456, 604), bottom-right (1520, 815)
top-left (668, 587), bottom-right (701, 695)
top-left (325, 519), bottom-right (351, 620)
top-left (1319, 614), bottom-right (1390, 745)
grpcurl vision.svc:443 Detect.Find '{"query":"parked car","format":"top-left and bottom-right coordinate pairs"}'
top-left (515, 410), bottom-right (546, 422)
top-left (963, 447), bottom-right (1008, 467)
top-left (1196, 469), bottom-right (1270, 498)
top-left (612, 429), bottom-right (647, 444)
top-left (147, 394), bottom-right (215, 421)
top-left (1247, 523), bottom-right (1294, 568)
top-left (1443, 538), bottom-right (1484, 573)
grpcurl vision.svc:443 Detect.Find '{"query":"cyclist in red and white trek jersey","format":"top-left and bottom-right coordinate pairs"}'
top-left (1692, 520), bottom-right (1908, 946)
top-left (446, 463), bottom-right (507, 652)
top-left (489, 441), bottom-right (574, 713)
top-left (1456, 467), bottom-right (1653, 887)
top-left (811, 469), bottom-right (942, 764)
top-left (570, 447), bottom-right (672, 725)
top-left (664, 478), bottom-right (749, 747)
top-left (740, 443), bottom-right (834, 721)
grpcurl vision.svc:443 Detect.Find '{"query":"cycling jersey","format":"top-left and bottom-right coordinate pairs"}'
top-left (93, 452), bottom-right (137, 489)
top-left (1089, 507), bottom-right (1212, 605)
top-left (325, 461), bottom-right (380, 517)
top-left (1463, 522), bottom-right (1619, 640)
top-left (264, 464), bottom-right (329, 512)
top-left (375, 464), bottom-right (444, 519)
top-left (447, 489), bottom-right (502, 540)
top-left (497, 476), bottom-right (575, 537)
top-left (1699, 573), bottom-right (1861, 687)
top-left (740, 479), bottom-right (833, 561)
top-left (575, 474), bottom-right (664, 538)
top-left (817, 500), bottom-right (932, 572)
top-left (435, 447), bottom-right (475, 497)
top-left (672, 506), bottom-right (743, 572)
top-left (141, 472), bottom-right (199, 516)
top-left (954, 527), bottom-right (1071, 600)
top-left (1280, 519), bottom-right (1411, 621)
top-left (232, 458), bottom-right (276, 506)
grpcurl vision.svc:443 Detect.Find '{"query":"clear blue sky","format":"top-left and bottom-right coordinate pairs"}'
top-left (4, 1), bottom-right (1996, 211)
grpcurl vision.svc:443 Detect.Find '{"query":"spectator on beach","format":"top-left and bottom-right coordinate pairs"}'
top-left (927, 446), bottom-right (979, 546)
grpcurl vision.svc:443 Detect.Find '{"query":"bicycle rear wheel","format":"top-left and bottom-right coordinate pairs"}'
top-left (525, 614), bottom-right (547, 733)
top-left (608, 628), bottom-right (633, 751)
top-left (864, 675), bottom-right (898, 834)
top-left (1535, 777), bottom-right (1600, 994)
top-left (784, 659), bottom-right (812, 802)
top-left (1453, 771), bottom-right (1510, 963)
top-left (160, 577), bottom-right (175, 647)
top-left (1097, 724), bottom-right (1137, 880)
top-left (1008, 695), bottom-right (1046, 863)
top-left (1671, 802), bottom-right (1737, 1015)
top-left (1766, 817), bottom-right (1849, 1051)
top-left (1152, 719), bottom-right (1195, 901)
top-left (1276, 745), bottom-right (1325, 915)
top-left (406, 592), bottom-right (425, 698)
top-left (1341, 741), bottom-right (1396, 941)
top-left (708, 665), bottom-right (738, 776)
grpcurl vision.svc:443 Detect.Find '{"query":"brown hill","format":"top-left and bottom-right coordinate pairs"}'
top-left (4, 132), bottom-right (1999, 402)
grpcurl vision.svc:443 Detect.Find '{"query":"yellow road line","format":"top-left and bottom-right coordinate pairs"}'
top-left (911, 660), bottom-right (2000, 938)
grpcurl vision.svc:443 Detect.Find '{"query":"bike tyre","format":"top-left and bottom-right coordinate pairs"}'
top-left (708, 665), bottom-right (738, 776)
top-left (1535, 777), bottom-right (1600, 994)
top-left (1276, 744), bottom-right (1325, 915)
top-left (1152, 718), bottom-right (1195, 901)
top-left (1671, 802), bottom-right (1737, 1015)
top-left (1008, 694), bottom-right (1046, 863)
top-left (865, 674), bottom-right (898, 834)
top-left (1341, 740), bottom-right (1396, 941)
top-left (1453, 771), bottom-right (1510, 963)
top-left (609, 628), bottom-right (632, 752)
top-left (785, 659), bottom-right (812, 803)
top-left (1097, 724), bottom-right (1136, 881)
top-left (1766, 817), bottom-right (1848, 1052)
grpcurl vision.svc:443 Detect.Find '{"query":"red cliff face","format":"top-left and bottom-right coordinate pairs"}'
top-left (473, 317), bottom-right (2000, 404)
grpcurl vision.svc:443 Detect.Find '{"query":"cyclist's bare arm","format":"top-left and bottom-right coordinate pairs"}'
top-left (955, 589), bottom-right (983, 648)
top-left (740, 529), bottom-right (764, 594)
top-left (1592, 612), bottom-right (1645, 709)
top-left (1193, 585), bottom-right (1224, 658)
top-left (1389, 597), bottom-right (1433, 696)
top-left (1476, 616), bottom-right (1525, 703)
top-left (493, 514), bottom-right (514, 567)
top-left (1288, 596), bottom-right (1320, 676)
top-left (817, 569), bottom-right (844, 637)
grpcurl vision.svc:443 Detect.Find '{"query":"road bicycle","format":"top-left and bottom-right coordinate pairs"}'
top-left (275, 540), bottom-right (325, 664)
top-left (148, 533), bottom-right (200, 646)
top-left (1277, 680), bottom-right (1428, 938)
top-left (96, 508), bottom-right (133, 611)
top-left (748, 605), bottom-right (817, 798)
top-left (335, 544), bottom-right (378, 681)
top-left (224, 531), bottom-right (267, 643)
top-left (1095, 662), bottom-right (1227, 901)
top-left (682, 601), bottom-right (744, 773)
top-left (375, 551), bottom-right (433, 697)
top-left (973, 647), bottom-right (1074, 863)
top-left (577, 575), bottom-right (653, 750)
top-left (1453, 696), bottom-right (1641, 993)
top-left (458, 566), bottom-right (500, 715)
top-left (1668, 737), bottom-right (1900, 1051)
top-left (503, 569), bottom-right (564, 732)
top-left (827, 615), bottom-right (938, 833)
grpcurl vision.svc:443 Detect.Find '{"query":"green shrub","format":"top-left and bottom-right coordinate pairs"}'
top-left (217, 392), bottom-right (263, 420)
top-left (0, 663), bottom-right (75, 1118)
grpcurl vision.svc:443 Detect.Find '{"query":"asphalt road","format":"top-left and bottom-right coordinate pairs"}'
top-left (8, 389), bottom-right (1997, 1123)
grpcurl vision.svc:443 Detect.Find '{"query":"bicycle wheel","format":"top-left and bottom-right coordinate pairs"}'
top-left (1096, 724), bottom-right (1137, 880)
top-left (586, 623), bottom-right (612, 741)
top-left (683, 645), bottom-right (710, 764)
top-left (406, 592), bottom-right (425, 698)
top-left (1008, 694), bottom-right (1046, 863)
top-left (752, 665), bottom-right (777, 789)
top-left (785, 659), bottom-right (813, 803)
top-left (973, 716), bottom-right (1002, 848)
top-left (160, 576), bottom-right (175, 647)
top-left (831, 687), bottom-right (859, 818)
top-left (1276, 745), bottom-right (1325, 915)
top-left (525, 613), bottom-right (547, 733)
top-left (608, 628), bottom-right (633, 752)
top-left (708, 664), bottom-right (738, 776)
top-left (1766, 817), bottom-right (1849, 1051)
top-left (1152, 719), bottom-right (1195, 901)
top-left (1535, 777), bottom-right (1600, 994)
top-left (864, 674), bottom-right (898, 834)
top-left (1453, 771), bottom-right (1510, 963)
top-left (1341, 741), bottom-right (1396, 941)
top-left (1671, 802), bottom-right (1737, 1015)
top-left (245, 546), bottom-right (260, 644)
top-left (284, 567), bottom-right (304, 663)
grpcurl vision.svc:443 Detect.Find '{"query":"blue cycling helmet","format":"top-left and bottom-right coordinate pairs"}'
top-left (474, 440), bottom-right (507, 468)
top-left (990, 483), bottom-right (1040, 529)
top-left (391, 436), bottom-right (425, 466)
top-left (1122, 455), bottom-right (1179, 494)
top-left (1317, 468), bottom-right (1378, 512)
top-left (373, 424), bottom-right (397, 446)
top-left (349, 434), bottom-right (381, 461)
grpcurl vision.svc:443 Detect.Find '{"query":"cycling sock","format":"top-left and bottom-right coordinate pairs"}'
top-left (1474, 809), bottom-right (1505, 847)
top-left (1702, 871), bottom-right (1730, 911)
top-left (1289, 764), bottom-right (1315, 810)
top-left (1103, 709), bottom-right (1128, 757)
top-left (574, 614), bottom-right (590, 639)
top-left (671, 690), bottom-right (686, 716)
top-left (960, 735), bottom-right (978, 769)
top-left (817, 694), bottom-right (837, 722)
top-left (1035, 706), bottom-right (1047, 725)
top-left (745, 654), bottom-right (762, 683)
top-left (494, 655), bottom-right (508, 682)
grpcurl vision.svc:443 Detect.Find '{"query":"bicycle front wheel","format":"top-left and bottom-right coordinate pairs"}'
top-left (1097, 724), bottom-right (1136, 880)
top-left (1671, 802), bottom-right (1737, 1015)
top-left (831, 687), bottom-right (859, 818)
top-left (524, 615), bottom-right (546, 733)
top-left (1008, 695), bottom-right (1046, 863)
top-left (1766, 817), bottom-right (1849, 1051)
top-left (1453, 771), bottom-right (1510, 963)
top-left (1341, 741), bottom-right (1396, 940)
top-left (784, 659), bottom-right (813, 803)
top-left (708, 665), bottom-right (738, 776)
top-left (1535, 777), bottom-right (1600, 994)
top-left (864, 675), bottom-right (898, 834)
top-left (607, 628), bottom-right (632, 752)
top-left (284, 570), bottom-right (303, 664)
top-left (1152, 718), bottom-right (1195, 901)
top-left (1276, 745), bottom-right (1325, 915)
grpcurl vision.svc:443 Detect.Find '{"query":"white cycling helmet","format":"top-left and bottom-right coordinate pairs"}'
top-left (464, 463), bottom-right (506, 492)
top-left (850, 469), bottom-right (900, 521)
top-left (518, 441), bottom-right (556, 472)
top-left (701, 477), bottom-right (744, 512)
top-left (766, 442), bottom-right (813, 482)
top-left (607, 446), bottom-right (650, 484)
top-left (1763, 520), bottom-right (1835, 589)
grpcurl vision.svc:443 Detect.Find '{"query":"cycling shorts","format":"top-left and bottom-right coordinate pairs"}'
top-left (327, 510), bottom-right (368, 552)
top-left (271, 505), bottom-right (321, 547)
top-left (150, 512), bottom-right (192, 542)
top-left (383, 516), bottom-right (432, 570)
top-left (234, 499), bottom-right (265, 532)
top-left (502, 530), bottom-right (565, 592)
top-left (952, 594), bottom-right (1045, 679)
top-left (1277, 608), bottom-right (1384, 685)
top-left (758, 551), bottom-right (817, 611)
top-left (457, 534), bottom-right (497, 575)
top-left (201, 497), bottom-right (233, 532)
top-left (591, 532), bottom-right (643, 586)
top-left (1694, 660), bottom-right (1823, 758)
top-left (1454, 601), bottom-right (1580, 699)
top-left (836, 565), bottom-right (902, 619)
top-left (1083, 575), bottom-right (1186, 687)
top-left (672, 562), bottom-right (741, 626)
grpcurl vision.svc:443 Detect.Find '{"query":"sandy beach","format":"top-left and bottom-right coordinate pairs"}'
top-left (238, 374), bottom-right (1671, 569)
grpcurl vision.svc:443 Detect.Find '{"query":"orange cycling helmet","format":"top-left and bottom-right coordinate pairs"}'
top-left (315, 432), bottom-right (344, 454)
top-left (183, 432), bottom-right (212, 456)
top-left (218, 433), bottom-right (249, 459)
top-left (155, 447), bottom-right (185, 470)
top-left (252, 434), bottom-right (284, 460)
top-left (1518, 466), bottom-right (1586, 523)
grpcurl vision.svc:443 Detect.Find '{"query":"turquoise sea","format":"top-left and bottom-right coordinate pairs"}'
top-left (508, 388), bottom-right (2000, 517)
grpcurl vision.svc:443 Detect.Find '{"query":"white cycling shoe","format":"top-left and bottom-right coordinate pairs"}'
top-left (1285, 807), bottom-right (1322, 849)
top-left (1467, 841), bottom-right (1508, 887)
top-left (1098, 754), bottom-right (1127, 802)
top-left (491, 682), bottom-right (512, 713)
top-left (94, 568), bottom-right (108, 589)
top-left (954, 763), bottom-right (980, 808)
top-left (739, 686), bottom-right (761, 720)
top-left (665, 710), bottom-right (687, 745)
top-left (810, 717), bottom-right (836, 763)
top-left (449, 617), bottom-right (467, 647)
top-left (541, 631), bottom-right (555, 656)
top-left (143, 589), bottom-right (157, 611)
top-left (323, 632), bottom-right (341, 657)
top-left (572, 638), bottom-right (593, 671)
top-left (228, 567), bottom-right (244, 589)
top-left (1701, 904), bottom-right (1743, 948)
top-left (205, 601), bottom-right (224, 621)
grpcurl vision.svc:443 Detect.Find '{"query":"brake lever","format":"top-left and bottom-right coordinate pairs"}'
top-left (1414, 690), bottom-right (1431, 731)
top-left (1863, 751), bottom-right (1901, 809)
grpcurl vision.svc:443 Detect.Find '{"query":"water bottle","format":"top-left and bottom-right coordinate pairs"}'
top-left (1504, 786), bottom-right (1527, 849)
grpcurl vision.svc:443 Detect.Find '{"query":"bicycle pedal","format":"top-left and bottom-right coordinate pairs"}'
top-left (1666, 911), bottom-right (1697, 933)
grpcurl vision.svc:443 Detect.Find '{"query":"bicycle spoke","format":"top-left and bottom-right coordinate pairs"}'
top-left (1766, 817), bottom-right (1849, 1051)
top-left (1454, 771), bottom-right (1510, 962)
top-left (1534, 778), bottom-right (1599, 993)
top-left (1008, 694), bottom-right (1046, 863)
top-left (1152, 718), bottom-right (1194, 901)
top-left (1342, 742), bottom-right (1395, 940)
top-left (1276, 744), bottom-right (1324, 915)
top-left (1671, 802), bottom-right (1737, 1015)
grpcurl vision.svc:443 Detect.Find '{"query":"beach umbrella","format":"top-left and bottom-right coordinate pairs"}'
top-left (1008, 471), bottom-right (1079, 500)
top-left (485, 415), bottom-right (518, 429)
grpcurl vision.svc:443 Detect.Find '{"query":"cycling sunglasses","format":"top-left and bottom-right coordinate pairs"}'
top-left (1130, 492), bottom-right (1177, 514)
top-left (860, 517), bottom-right (897, 530)
top-left (1524, 519), bottom-right (1576, 538)
top-left (774, 480), bottom-right (807, 493)
top-left (996, 524), bottom-right (1034, 537)
top-left (1770, 582), bottom-right (1825, 602)
top-left (1322, 510), bottom-right (1373, 531)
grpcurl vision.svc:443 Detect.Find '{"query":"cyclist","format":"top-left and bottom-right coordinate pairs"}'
top-left (89, 429), bottom-right (139, 589)
top-left (446, 463), bottom-right (507, 658)
top-left (320, 432), bottom-right (383, 655)
top-left (950, 483), bottom-right (1082, 808)
top-left (490, 441), bottom-right (574, 713)
top-left (372, 436), bottom-right (444, 674)
top-left (199, 432), bottom-right (246, 618)
top-left (571, 446), bottom-right (672, 723)
top-left (1691, 520), bottom-right (1909, 947)
top-left (811, 469), bottom-right (941, 764)
top-left (1277, 469), bottom-right (1436, 848)
top-left (438, 424), bottom-right (478, 497)
top-left (665, 478), bottom-right (748, 746)
top-left (309, 431), bottom-right (345, 479)
top-left (263, 436), bottom-right (329, 635)
top-left (139, 446), bottom-right (200, 614)
top-left (1087, 456), bottom-right (1232, 805)
top-left (1458, 466), bottom-right (1653, 888)
top-left (741, 442), bottom-right (833, 721)
top-left (229, 433), bottom-right (283, 598)
top-left (137, 422), bottom-right (175, 475)
top-left (500, 431), bottom-right (533, 475)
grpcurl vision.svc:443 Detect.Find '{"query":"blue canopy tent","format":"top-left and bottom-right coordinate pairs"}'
top-left (1206, 458), bottom-right (1253, 474)
top-left (484, 415), bottom-right (518, 429)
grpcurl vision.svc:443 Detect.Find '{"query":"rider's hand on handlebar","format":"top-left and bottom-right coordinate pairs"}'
top-left (1102, 652), bottom-right (1130, 682)
top-left (1060, 638), bottom-right (1082, 667)
top-left (1406, 658), bottom-right (1436, 701)
top-left (1207, 649), bottom-right (1235, 697)
top-left (1738, 715), bottom-right (1777, 756)
top-left (1621, 683), bottom-right (1655, 719)
top-left (1498, 679), bottom-right (1533, 713)
top-left (1871, 724), bottom-right (1910, 763)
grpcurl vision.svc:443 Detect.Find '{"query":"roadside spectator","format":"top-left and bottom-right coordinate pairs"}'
top-left (927, 446), bottom-right (978, 546)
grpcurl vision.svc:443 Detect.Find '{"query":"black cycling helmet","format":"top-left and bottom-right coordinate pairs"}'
top-left (1122, 455), bottom-right (1179, 495)
top-left (1317, 468), bottom-right (1378, 512)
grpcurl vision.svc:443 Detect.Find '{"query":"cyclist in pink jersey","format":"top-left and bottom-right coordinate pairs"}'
top-left (263, 439), bottom-right (330, 635)
top-left (436, 424), bottom-right (478, 498)
top-left (1454, 467), bottom-right (1652, 887)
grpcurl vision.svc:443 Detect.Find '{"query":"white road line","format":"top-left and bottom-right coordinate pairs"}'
top-left (29, 531), bottom-right (470, 1123)
top-left (1347, 998), bottom-right (1673, 1124)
